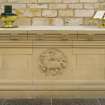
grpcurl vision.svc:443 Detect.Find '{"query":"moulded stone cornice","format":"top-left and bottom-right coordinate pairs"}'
top-left (0, 26), bottom-right (105, 48)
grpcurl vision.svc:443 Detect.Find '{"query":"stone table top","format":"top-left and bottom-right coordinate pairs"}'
top-left (0, 26), bottom-right (105, 32)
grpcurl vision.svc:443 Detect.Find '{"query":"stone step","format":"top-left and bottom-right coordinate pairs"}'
top-left (0, 98), bottom-right (104, 105)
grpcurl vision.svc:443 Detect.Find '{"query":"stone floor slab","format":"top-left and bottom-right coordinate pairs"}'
top-left (52, 99), bottom-right (99, 105)
top-left (98, 99), bottom-right (105, 105)
top-left (3, 99), bottom-right (51, 105)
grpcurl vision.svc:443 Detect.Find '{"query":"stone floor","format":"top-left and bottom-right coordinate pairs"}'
top-left (0, 99), bottom-right (105, 105)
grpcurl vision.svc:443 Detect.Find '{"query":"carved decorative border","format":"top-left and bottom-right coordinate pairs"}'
top-left (0, 31), bottom-right (105, 48)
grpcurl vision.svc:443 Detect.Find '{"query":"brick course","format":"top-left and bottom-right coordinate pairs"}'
top-left (0, 0), bottom-right (104, 26)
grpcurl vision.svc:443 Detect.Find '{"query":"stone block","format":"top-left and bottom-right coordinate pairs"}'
top-left (1, 55), bottom-right (33, 80)
top-left (49, 4), bottom-right (67, 9)
top-left (38, 0), bottom-right (62, 3)
top-left (75, 10), bottom-right (94, 17)
top-left (27, 4), bottom-right (48, 9)
top-left (59, 10), bottom-right (74, 17)
top-left (32, 18), bottom-right (49, 26)
top-left (15, 17), bottom-right (31, 26)
top-left (80, 0), bottom-right (98, 2)
top-left (73, 55), bottom-right (105, 80)
top-left (62, 0), bottom-right (79, 3)
top-left (42, 10), bottom-right (57, 17)
top-left (48, 18), bottom-right (64, 26)
top-left (68, 3), bottom-right (83, 9)
top-left (65, 18), bottom-right (83, 25)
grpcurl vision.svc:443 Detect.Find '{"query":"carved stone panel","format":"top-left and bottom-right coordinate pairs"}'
top-left (39, 48), bottom-right (68, 76)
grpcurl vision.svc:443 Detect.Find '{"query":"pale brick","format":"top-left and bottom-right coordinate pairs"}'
top-left (0, 9), bottom-right (2, 14)
top-left (49, 4), bottom-right (67, 9)
top-left (65, 18), bottom-right (83, 25)
top-left (27, 4), bottom-right (48, 9)
top-left (68, 3), bottom-right (83, 9)
top-left (32, 18), bottom-right (49, 26)
top-left (99, 0), bottom-right (105, 2)
top-left (32, 18), bottom-right (64, 26)
top-left (80, 0), bottom-right (98, 3)
top-left (48, 18), bottom-right (64, 26)
top-left (38, 0), bottom-right (62, 3)
top-left (26, 0), bottom-right (37, 3)
top-left (15, 17), bottom-right (31, 26)
top-left (75, 10), bottom-right (94, 17)
top-left (15, 8), bottom-right (41, 17)
top-left (84, 3), bottom-right (95, 9)
top-left (29, 8), bottom-right (41, 17)
top-left (63, 0), bottom-right (79, 3)
top-left (12, 4), bottom-right (26, 9)
top-left (42, 10), bottom-right (57, 17)
top-left (100, 0), bottom-right (105, 2)
top-left (23, 9), bottom-right (34, 17)
top-left (0, 0), bottom-right (7, 3)
top-left (95, 3), bottom-right (105, 9)
top-left (59, 10), bottom-right (74, 17)
top-left (8, 0), bottom-right (37, 3)
top-left (15, 8), bottom-right (25, 17)
top-left (83, 18), bottom-right (96, 25)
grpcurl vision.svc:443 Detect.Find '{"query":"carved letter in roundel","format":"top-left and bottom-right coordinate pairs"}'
top-left (39, 48), bottom-right (67, 76)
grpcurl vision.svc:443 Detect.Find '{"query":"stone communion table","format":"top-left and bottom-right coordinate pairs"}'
top-left (0, 26), bottom-right (105, 98)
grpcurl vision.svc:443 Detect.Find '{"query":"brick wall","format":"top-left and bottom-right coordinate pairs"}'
top-left (0, 0), bottom-right (104, 26)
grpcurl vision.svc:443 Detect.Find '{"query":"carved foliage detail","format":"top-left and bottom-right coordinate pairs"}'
top-left (39, 48), bottom-right (67, 76)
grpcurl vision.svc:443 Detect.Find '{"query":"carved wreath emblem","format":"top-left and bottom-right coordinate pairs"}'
top-left (39, 48), bottom-right (67, 76)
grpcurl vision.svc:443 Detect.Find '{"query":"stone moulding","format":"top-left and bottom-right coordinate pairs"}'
top-left (0, 41), bottom-right (105, 48)
top-left (0, 26), bottom-right (105, 48)
top-left (0, 80), bottom-right (105, 91)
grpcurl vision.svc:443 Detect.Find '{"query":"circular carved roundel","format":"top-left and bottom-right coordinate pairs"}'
top-left (39, 48), bottom-right (67, 76)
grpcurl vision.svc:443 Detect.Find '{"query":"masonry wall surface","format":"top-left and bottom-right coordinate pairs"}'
top-left (0, 0), bottom-right (105, 26)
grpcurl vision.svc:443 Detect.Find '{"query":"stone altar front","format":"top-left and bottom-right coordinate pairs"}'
top-left (0, 26), bottom-right (105, 98)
